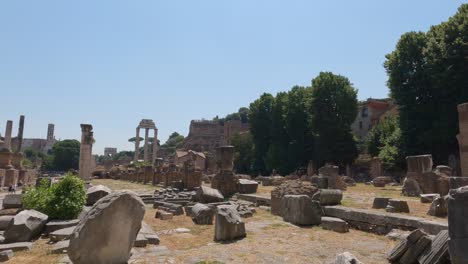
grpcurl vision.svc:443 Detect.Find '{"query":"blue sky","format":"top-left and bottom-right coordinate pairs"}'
top-left (0, 1), bottom-right (465, 154)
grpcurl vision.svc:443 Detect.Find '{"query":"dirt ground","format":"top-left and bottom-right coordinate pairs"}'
top-left (10, 179), bottom-right (443, 264)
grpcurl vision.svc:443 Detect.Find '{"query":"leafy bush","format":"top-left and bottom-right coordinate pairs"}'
top-left (22, 174), bottom-right (86, 220)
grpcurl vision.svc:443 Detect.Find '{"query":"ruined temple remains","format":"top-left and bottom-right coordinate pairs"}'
top-left (134, 119), bottom-right (158, 165)
top-left (211, 146), bottom-right (238, 196)
top-left (79, 124), bottom-right (94, 181)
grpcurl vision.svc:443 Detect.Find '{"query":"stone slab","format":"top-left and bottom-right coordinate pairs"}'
top-left (323, 206), bottom-right (447, 235)
top-left (0, 242), bottom-right (32, 252)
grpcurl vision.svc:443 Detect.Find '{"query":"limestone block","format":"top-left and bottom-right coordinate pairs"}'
top-left (214, 205), bottom-right (246, 241)
top-left (44, 219), bottom-right (79, 235)
top-left (4, 210), bottom-right (48, 243)
top-left (2, 194), bottom-right (22, 209)
top-left (195, 185), bottom-right (224, 203)
top-left (0, 242), bottom-right (32, 252)
top-left (386, 200), bottom-right (410, 213)
top-left (311, 189), bottom-right (343, 206)
top-left (447, 186), bottom-right (468, 264)
top-left (281, 195), bottom-right (322, 226)
top-left (332, 252), bottom-right (362, 264)
top-left (51, 240), bottom-right (69, 254)
top-left (86, 185), bottom-right (111, 205)
top-left (237, 179), bottom-right (258, 194)
top-left (402, 178), bottom-right (421, 197)
top-left (372, 197), bottom-right (390, 209)
top-left (321, 217), bottom-right (349, 233)
top-left (191, 203), bottom-right (214, 225)
top-left (49, 226), bottom-right (75, 242)
top-left (0, 216), bottom-right (13, 231)
top-left (310, 175), bottom-right (328, 189)
top-left (0, 249), bottom-right (14, 261)
top-left (68, 191), bottom-right (146, 264)
top-left (427, 197), bottom-right (447, 217)
top-left (420, 193), bottom-right (439, 204)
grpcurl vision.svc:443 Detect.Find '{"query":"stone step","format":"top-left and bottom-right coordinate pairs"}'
top-left (321, 217), bottom-right (349, 233)
top-left (0, 242), bottom-right (32, 252)
top-left (45, 220), bottom-right (79, 235)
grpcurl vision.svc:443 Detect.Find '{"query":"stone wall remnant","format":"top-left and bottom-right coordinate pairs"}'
top-left (447, 186), bottom-right (468, 263)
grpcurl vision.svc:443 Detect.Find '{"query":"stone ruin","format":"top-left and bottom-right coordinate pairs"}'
top-left (402, 155), bottom-right (450, 197)
top-left (0, 116), bottom-right (37, 188)
top-left (78, 124), bottom-right (94, 182)
top-left (133, 119), bottom-right (158, 165)
top-left (211, 145), bottom-right (239, 196)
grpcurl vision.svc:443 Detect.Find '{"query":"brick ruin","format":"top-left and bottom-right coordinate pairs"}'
top-left (0, 116), bottom-right (37, 188)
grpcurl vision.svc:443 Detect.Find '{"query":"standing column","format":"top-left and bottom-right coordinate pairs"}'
top-left (79, 124), bottom-right (94, 182)
top-left (134, 127), bottom-right (140, 162)
top-left (152, 128), bottom-right (158, 165)
top-left (2, 121), bottom-right (13, 150)
top-left (16, 115), bottom-right (25, 152)
top-left (143, 128), bottom-right (149, 162)
top-left (448, 186), bottom-right (468, 263)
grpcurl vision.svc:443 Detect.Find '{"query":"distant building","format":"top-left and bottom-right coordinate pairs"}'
top-left (351, 98), bottom-right (398, 143)
top-left (182, 119), bottom-right (249, 152)
top-left (11, 123), bottom-right (57, 153)
top-left (174, 150), bottom-right (206, 171)
top-left (104, 147), bottom-right (117, 157)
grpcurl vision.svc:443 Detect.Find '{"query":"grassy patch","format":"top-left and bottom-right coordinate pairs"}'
top-left (261, 223), bottom-right (290, 230)
top-left (91, 179), bottom-right (157, 191)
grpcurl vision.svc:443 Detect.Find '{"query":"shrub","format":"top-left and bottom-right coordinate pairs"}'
top-left (22, 174), bottom-right (86, 220)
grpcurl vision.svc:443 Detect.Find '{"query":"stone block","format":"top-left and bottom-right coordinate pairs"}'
top-left (372, 197), bottom-right (390, 209)
top-left (51, 240), bottom-right (69, 254)
top-left (321, 217), bottom-right (349, 233)
top-left (311, 189), bottom-right (342, 205)
top-left (420, 193), bottom-right (439, 203)
top-left (4, 210), bottom-right (48, 243)
top-left (2, 194), bottom-right (22, 209)
top-left (0, 216), bottom-right (13, 231)
top-left (155, 210), bottom-right (173, 220)
top-left (133, 234), bottom-right (148, 247)
top-left (332, 251), bottom-right (362, 264)
top-left (448, 177), bottom-right (468, 189)
top-left (0, 242), bottom-right (32, 252)
top-left (386, 200), bottom-right (410, 213)
top-left (402, 178), bottom-right (421, 197)
top-left (50, 226), bottom-right (75, 242)
top-left (214, 205), bottom-right (246, 241)
top-left (237, 179), bottom-right (258, 194)
top-left (86, 185), bottom-right (111, 206)
top-left (191, 203), bottom-right (214, 225)
top-left (195, 186), bottom-right (224, 203)
top-left (427, 197), bottom-right (447, 217)
top-left (68, 191), bottom-right (146, 264)
top-left (44, 219), bottom-right (79, 235)
top-left (0, 249), bottom-right (13, 262)
top-left (281, 195), bottom-right (322, 226)
top-left (447, 186), bottom-right (468, 264)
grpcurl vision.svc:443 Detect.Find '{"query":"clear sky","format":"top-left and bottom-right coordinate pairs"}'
top-left (0, 1), bottom-right (465, 154)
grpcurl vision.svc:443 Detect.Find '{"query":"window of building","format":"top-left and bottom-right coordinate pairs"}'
top-left (361, 107), bottom-right (368, 117)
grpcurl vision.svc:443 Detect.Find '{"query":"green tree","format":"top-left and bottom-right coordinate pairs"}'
top-left (366, 116), bottom-right (405, 172)
top-left (384, 4), bottom-right (468, 164)
top-left (159, 132), bottom-right (185, 155)
top-left (310, 72), bottom-right (358, 167)
top-left (265, 92), bottom-right (289, 174)
top-left (48, 140), bottom-right (80, 171)
top-left (249, 93), bottom-right (275, 175)
top-left (231, 132), bottom-right (254, 174)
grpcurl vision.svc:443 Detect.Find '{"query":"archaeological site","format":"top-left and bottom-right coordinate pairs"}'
top-left (0, 2), bottom-right (467, 264)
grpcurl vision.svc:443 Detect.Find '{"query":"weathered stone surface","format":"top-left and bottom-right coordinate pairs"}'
top-left (271, 180), bottom-right (318, 216)
top-left (418, 230), bottom-right (449, 264)
top-left (402, 178), bottom-right (421, 197)
top-left (68, 191), bottom-right (145, 264)
top-left (406, 155), bottom-right (433, 174)
top-left (318, 165), bottom-right (347, 190)
top-left (44, 219), bottom-right (79, 235)
top-left (399, 235), bottom-right (432, 264)
top-left (387, 229), bottom-right (426, 262)
top-left (386, 200), bottom-right (410, 213)
top-left (310, 175), bottom-right (328, 189)
top-left (49, 226), bottom-right (75, 242)
top-left (373, 176), bottom-right (393, 187)
top-left (0, 249), bottom-right (14, 262)
top-left (2, 194), bottom-right (22, 209)
top-left (372, 197), bottom-right (390, 209)
top-left (0, 242), bottom-right (32, 252)
top-left (191, 203), bottom-right (214, 225)
top-left (341, 176), bottom-right (356, 187)
top-left (195, 186), bottom-right (224, 203)
top-left (332, 251), bottom-right (362, 264)
top-left (4, 210), bottom-right (48, 243)
top-left (133, 234), bottom-right (148, 247)
top-left (420, 193), bottom-right (440, 203)
top-left (386, 229), bottom-right (410, 241)
top-left (237, 179), bottom-right (258, 194)
top-left (0, 209), bottom-right (20, 217)
top-left (77, 206), bottom-right (91, 221)
top-left (427, 197), bottom-right (447, 217)
top-left (214, 205), bottom-right (246, 241)
top-left (211, 171), bottom-right (238, 197)
top-left (155, 210), bottom-right (173, 220)
top-left (86, 185), bottom-right (111, 205)
top-left (311, 189), bottom-right (342, 205)
top-left (448, 177), bottom-right (468, 189)
top-left (447, 186), bottom-right (468, 264)
top-left (138, 222), bottom-right (159, 245)
top-left (323, 206), bottom-right (447, 235)
top-left (281, 195), bottom-right (321, 226)
top-left (51, 240), bottom-right (69, 254)
top-left (0, 216), bottom-right (13, 231)
top-left (153, 201), bottom-right (184, 215)
top-left (321, 217), bottom-right (349, 233)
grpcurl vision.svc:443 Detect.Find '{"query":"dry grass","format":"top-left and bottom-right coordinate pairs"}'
top-left (256, 185), bottom-right (275, 197)
top-left (91, 179), bottom-right (157, 192)
top-left (343, 183), bottom-right (447, 222)
top-left (7, 238), bottom-right (65, 264)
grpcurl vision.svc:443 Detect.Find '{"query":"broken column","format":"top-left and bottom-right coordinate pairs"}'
top-left (134, 127), bottom-right (140, 162)
top-left (211, 146), bottom-right (238, 196)
top-left (79, 124), bottom-right (94, 182)
top-left (370, 157), bottom-right (382, 178)
top-left (152, 128), bottom-right (158, 165)
top-left (447, 186), bottom-right (468, 263)
top-left (318, 164), bottom-right (346, 190)
top-left (16, 115), bottom-right (24, 152)
top-left (143, 128), bottom-right (149, 162)
top-left (0, 121), bottom-right (15, 187)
